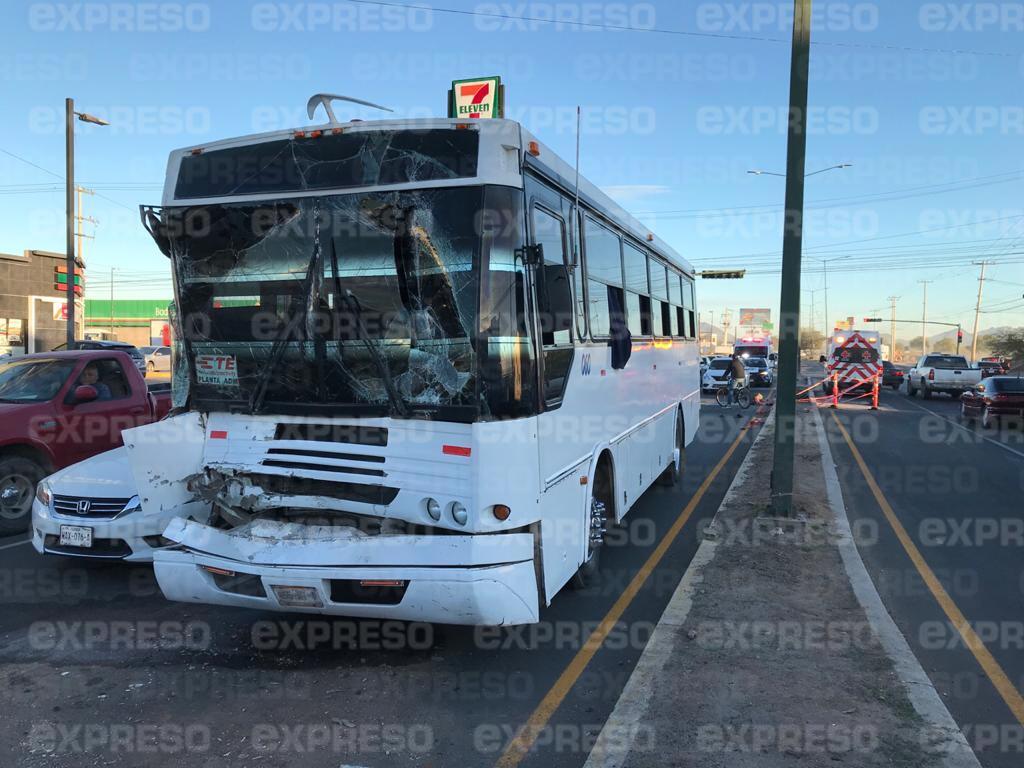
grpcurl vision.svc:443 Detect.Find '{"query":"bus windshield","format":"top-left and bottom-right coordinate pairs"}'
top-left (159, 185), bottom-right (535, 420)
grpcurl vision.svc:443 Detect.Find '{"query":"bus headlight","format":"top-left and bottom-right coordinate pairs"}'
top-left (450, 502), bottom-right (468, 526)
top-left (424, 498), bottom-right (441, 521)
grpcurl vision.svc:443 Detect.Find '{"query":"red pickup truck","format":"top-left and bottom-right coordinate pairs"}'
top-left (0, 350), bottom-right (172, 534)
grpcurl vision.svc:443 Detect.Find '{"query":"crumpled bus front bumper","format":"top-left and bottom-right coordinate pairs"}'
top-left (153, 519), bottom-right (540, 626)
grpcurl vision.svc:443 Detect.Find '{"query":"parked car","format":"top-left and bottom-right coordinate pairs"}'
top-left (881, 360), bottom-right (905, 390)
top-left (745, 356), bottom-right (774, 387)
top-left (702, 357), bottom-right (734, 391)
top-left (0, 350), bottom-right (172, 534)
top-left (906, 354), bottom-right (981, 399)
top-left (31, 446), bottom-right (180, 561)
top-left (960, 376), bottom-right (1024, 429)
top-left (53, 339), bottom-right (147, 378)
top-left (142, 345), bottom-right (172, 374)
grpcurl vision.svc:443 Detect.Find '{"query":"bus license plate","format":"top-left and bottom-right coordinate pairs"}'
top-left (271, 585), bottom-right (322, 608)
top-left (59, 525), bottom-right (93, 548)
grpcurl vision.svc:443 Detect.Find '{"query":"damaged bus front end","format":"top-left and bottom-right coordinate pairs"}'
top-left (139, 119), bottom-right (546, 624)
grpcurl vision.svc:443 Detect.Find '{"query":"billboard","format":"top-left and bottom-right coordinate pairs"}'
top-left (738, 308), bottom-right (771, 328)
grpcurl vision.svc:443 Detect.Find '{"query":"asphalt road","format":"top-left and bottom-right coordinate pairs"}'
top-left (0, 392), bottom-right (768, 768)
top-left (822, 378), bottom-right (1024, 768)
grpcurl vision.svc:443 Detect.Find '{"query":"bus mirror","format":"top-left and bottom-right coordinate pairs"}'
top-left (537, 264), bottom-right (573, 334)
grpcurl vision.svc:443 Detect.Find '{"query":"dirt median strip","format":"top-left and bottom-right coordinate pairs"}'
top-left (585, 403), bottom-right (978, 768)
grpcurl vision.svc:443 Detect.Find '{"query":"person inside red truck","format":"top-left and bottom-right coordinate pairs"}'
top-left (77, 363), bottom-right (112, 401)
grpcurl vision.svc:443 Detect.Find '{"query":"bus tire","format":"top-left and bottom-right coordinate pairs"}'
top-left (571, 458), bottom-right (613, 590)
top-left (656, 412), bottom-right (684, 487)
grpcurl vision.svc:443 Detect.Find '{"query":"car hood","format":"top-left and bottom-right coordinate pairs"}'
top-left (46, 446), bottom-right (137, 497)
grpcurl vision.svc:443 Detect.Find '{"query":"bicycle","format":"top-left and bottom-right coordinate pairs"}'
top-left (716, 377), bottom-right (752, 409)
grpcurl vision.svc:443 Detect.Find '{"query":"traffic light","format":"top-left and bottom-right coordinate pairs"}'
top-left (699, 269), bottom-right (746, 279)
top-left (957, 329), bottom-right (964, 344)
top-left (863, 317), bottom-right (882, 323)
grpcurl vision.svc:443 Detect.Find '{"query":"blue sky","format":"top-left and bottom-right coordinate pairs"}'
top-left (1, 0), bottom-right (1022, 341)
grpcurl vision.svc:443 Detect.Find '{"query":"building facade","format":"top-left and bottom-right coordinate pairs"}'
top-left (0, 249), bottom-right (84, 355)
top-left (84, 299), bottom-right (173, 348)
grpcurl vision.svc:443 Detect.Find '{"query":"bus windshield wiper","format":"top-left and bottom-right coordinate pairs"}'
top-left (328, 238), bottom-right (409, 419)
top-left (249, 211), bottom-right (324, 414)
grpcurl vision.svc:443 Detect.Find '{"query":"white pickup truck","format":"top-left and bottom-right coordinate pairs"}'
top-left (906, 354), bottom-right (982, 399)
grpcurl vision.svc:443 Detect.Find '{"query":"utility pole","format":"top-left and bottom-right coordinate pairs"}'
top-left (887, 296), bottom-right (899, 361)
top-left (109, 267), bottom-right (115, 336)
top-left (64, 99), bottom-right (108, 344)
top-left (65, 98), bottom-right (76, 345)
top-left (969, 261), bottom-right (988, 362)
top-left (770, 0), bottom-right (812, 517)
top-left (75, 186), bottom-right (96, 265)
top-left (918, 280), bottom-right (932, 356)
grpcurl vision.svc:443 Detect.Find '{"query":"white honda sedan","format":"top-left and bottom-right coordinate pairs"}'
top-left (31, 447), bottom-right (176, 562)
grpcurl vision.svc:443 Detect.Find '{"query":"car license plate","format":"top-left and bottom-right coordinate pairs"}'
top-left (59, 525), bottom-right (93, 548)
top-left (270, 585), bottom-right (323, 608)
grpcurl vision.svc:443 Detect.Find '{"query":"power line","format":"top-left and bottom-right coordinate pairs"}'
top-left (632, 170), bottom-right (1024, 218)
top-left (342, 0), bottom-right (1016, 57)
top-left (0, 147), bottom-right (135, 211)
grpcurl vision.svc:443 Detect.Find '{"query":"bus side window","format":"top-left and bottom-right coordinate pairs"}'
top-left (532, 206), bottom-right (574, 405)
top-left (682, 275), bottom-right (696, 338)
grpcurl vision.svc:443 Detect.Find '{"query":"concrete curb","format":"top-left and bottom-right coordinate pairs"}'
top-left (582, 409), bottom-right (776, 768)
top-left (812, 405), bottom-right (981, 768)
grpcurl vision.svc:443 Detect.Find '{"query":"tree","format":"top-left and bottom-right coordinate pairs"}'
top-left (933, 338), bottom-right (955, 354)
top-left (988, 331), bottom-right (1024, 365)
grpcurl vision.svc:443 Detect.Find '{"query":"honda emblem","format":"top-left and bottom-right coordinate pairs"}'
top-left (76, 499), bottom-right (91, 514)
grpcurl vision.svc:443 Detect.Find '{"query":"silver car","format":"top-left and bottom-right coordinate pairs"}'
top-left (143, 345), bottom-right (172, 374)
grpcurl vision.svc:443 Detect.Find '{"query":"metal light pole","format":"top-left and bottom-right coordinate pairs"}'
top-left (65, 99), bottom-right (74, 345)
top-left (918, 280), bottom-right (933, 355)
top-left (747, 171), bottom-right (849, 360)
top-left (64, 98), bottom-right (109, 345)
top-left (770, 0), bottom-right (812, 517)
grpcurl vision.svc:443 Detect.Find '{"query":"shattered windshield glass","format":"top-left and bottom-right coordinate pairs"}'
top-left (161, 185), bottom-right (532, 419)
top-left (174, 129), bottom-right (479, 199)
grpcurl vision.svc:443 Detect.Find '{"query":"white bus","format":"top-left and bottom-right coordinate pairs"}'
top-left (133, 108), bottom-right (700, 625)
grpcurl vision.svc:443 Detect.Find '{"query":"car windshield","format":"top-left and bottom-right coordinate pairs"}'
top-left (0, 358), bottom-right (76, 402)
top-left (710, 359), bottom-right (730, 370)
top-left (157, 185), bottom-right (533, 420)
top-left (140, 347), bottom-right (156, 355)
top-left (747, 357), bottom-right (766, 367)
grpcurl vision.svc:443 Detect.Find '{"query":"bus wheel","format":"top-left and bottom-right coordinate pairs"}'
top-left (571, 465), bottom-right (612, 590)
top-left (656, 414), bottom-right (684, 487)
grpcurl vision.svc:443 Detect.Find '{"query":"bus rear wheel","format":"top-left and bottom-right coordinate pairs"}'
top-left (571, 463), bottom-right (612, 590)
top-left (656, 413), bottom-right (684, 487)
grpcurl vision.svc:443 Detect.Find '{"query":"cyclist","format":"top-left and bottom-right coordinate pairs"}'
top-left (726, 353), bottom-right (746, 406)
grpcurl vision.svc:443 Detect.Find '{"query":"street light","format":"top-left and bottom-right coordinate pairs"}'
top-left (746, 163), bottom-right (852, 178)
top-left (65, 98), bottom-right (109, 345)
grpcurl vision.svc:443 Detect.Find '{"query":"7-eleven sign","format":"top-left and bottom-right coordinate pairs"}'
top-left (449, 76), bottom-right (504, 119)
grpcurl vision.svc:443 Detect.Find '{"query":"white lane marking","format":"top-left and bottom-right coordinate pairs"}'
top-left (0, 538), bottom-right (30, 551)
top-left (899, 397), bottom-right (1024, 461)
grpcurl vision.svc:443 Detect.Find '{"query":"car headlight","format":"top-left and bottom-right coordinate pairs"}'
top-left (121, 495), bottom-right (142, 515)
top-left (35, 481), bottom-right (52, 507)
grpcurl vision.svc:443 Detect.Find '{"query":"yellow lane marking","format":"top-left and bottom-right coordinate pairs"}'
top-left (830, 411), bottom-right (1024, 726)
top-left (495, 416), bottom-right (756, 768)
